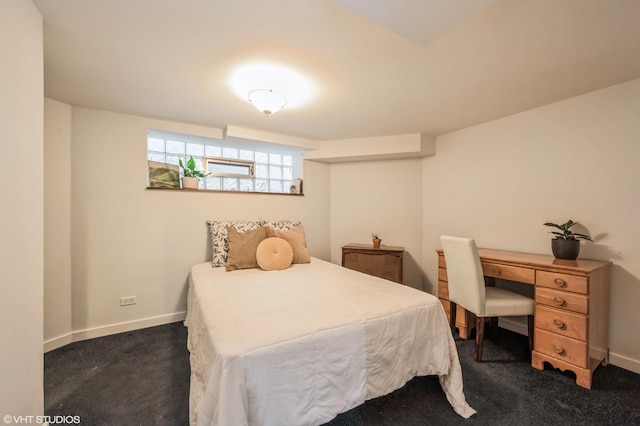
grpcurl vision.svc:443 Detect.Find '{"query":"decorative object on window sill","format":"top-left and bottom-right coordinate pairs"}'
top-left (372, 233), bottom-right (382, 249)
top-left (147, 161), bottom-right (180, 189)
top-left (179, 155), bottom-right (209, 190)
top-left (290, 178), bottom-right (303, 194)
top-left (248, 89), bottom-right (287, 116)
top-left (544, 219), bottom-right (593, 260)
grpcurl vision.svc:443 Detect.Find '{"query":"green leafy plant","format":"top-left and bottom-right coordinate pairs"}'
top-left (371, 233), bottom-right (380, 240)
top-left (544, 219), bottom-right (593, 241)
top-left (179, 156), bottom-right (207, 178)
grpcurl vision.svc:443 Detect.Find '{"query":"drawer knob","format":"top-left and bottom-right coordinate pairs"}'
top-left (553, 297), bottom-right (565, 306)
top-left (553, 319), bottom-right (565, 329)
top-left (554, 278), bottom-right (566, 287)
top-left (492, 268), bottom-right (500, 275)
top-left (552, 344), bottom-right (564, 354)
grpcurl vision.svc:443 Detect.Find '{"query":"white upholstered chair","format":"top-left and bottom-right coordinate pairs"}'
top-left (440, 235), bottom-right (535, 361)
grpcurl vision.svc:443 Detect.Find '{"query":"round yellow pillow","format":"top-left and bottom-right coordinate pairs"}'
top-left (256, 237), bottom-right (294, 271)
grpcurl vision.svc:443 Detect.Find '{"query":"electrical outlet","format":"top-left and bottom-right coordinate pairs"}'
top-left (120, 296), bottom-right (136, 306)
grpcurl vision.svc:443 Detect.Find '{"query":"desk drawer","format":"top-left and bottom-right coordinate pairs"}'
top-left (438, 267), bottom-right (448, 282)
top-left (438, 280), bottom-right (449, 299)
top-left (536, 287), bottom-right (588, 314)
top-left (535, 328), bottom-right (588, 368)
top-left (481, 262), bottom-right (535, 284)
top-left (537, 271), bottom-right (588, 294)
top-left (535, 305), bottom-right (587, 341)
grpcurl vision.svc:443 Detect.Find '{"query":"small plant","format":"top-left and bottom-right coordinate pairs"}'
top-left (179, 156), bottom-right (208, 178)
top-left (371, 233), bottom-right (380, 240)
top-left (544, 219), bottom-right (593, 241)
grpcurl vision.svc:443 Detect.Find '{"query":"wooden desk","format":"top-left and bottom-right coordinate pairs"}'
top-left (342, 243), bottom-right (404, 284)
top-left (437, 248), bottom-right (611, 389)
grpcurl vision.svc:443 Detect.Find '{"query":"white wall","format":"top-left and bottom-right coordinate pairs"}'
top-left (330, 158), bottom-right (425, 290)
top-left (422, 77), bottom-right (640, 372)
top-left (56, 106), bottom-right (330, 338)
top-left (44, 98), bottom-right (73, 347)
top-left (0, 0), bottom-right (44, 417)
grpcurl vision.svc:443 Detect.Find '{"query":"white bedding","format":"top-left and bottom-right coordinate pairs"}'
top-left (185, 258), bottom-right (475, 425)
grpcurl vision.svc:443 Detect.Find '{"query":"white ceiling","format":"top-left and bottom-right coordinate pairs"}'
top-left (33, 0), bottom-right (640, 141)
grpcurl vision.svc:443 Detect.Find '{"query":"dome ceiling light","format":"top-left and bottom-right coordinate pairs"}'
top-left (247, 89), bottom-right (288, 116)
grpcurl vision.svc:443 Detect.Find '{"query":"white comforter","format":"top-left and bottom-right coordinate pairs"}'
top-left (185, 258), bottom-right (475, 425)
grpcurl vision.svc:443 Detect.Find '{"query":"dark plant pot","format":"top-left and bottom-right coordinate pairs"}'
top-left (551, 239), bottom-right (580, 260)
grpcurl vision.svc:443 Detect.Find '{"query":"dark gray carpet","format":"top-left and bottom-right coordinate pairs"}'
top-left (45, 322), bottom-right (640, 425)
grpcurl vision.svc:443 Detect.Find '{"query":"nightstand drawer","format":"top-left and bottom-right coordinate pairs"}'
top-left (535, 328), bottom-right (588, 368)
top-left (536, 287), bottom-right (588, 314)
top-left (481, 262), bottom-right (535, 284)
top-left (535, 305), bottom-right (587, 341)
top-left (537, 271), bottom-right (588, 294)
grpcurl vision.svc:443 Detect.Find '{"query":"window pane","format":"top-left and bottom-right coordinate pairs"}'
top-left (223, 177), bottom-right (238, 191)
top-left (269, 180), bottom-right (283, 193)
top-left (193, 157), bottom-right (204, 172)
top-left (239, 150), bottom-right (253, 161)
top-left (255, 179), bottom-right (268, 192)
top-left (148, 138), bottom-right (165, 152)
top-left (283, 180), bottom-right (292, 192)
top-left (239, 178), bottom-right (254, 192)
top-left (186, 143), bottom-right (204, 157)
top-left (256, 164), bottom-right (268, 178)
top-left (148, 153), bottom-right (165, 162)
top-left (283, 155), bottom-right (292, 166)
top-left (269, 153), bottom-right (282, 165)
top-left (166, 155), bottom-right (183, 166)
top-left (270, 165), bottom-right (282, 179)
top-left (255, 152), bottom-right (268, 163)
top-left (206, 176), bottom-right (221, 190)
top-left (283, 166), bottom-right (293, 180)
top-left (166, 140), bottom-right (185, 154)
top-left (222, 147), bottom-right (238, 159)
top-left (205, 145), bottom-right (222, 157)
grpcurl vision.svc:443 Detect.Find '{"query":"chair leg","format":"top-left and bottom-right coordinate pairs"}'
top-left (449, 301), bottom-right (457, 337)
top-left (527, 315), bottom-right (534, 353)
top-left (475, 316), bottom-right (485, 362)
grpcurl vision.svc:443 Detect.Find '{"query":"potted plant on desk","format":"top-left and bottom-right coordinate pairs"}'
top-left (179, 156), bottom-right (208, 190)
top-left (544, 219), bottom-right (593, 260)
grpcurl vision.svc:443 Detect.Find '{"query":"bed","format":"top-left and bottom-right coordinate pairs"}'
top-left (185, 254), bottom-right (476, 425)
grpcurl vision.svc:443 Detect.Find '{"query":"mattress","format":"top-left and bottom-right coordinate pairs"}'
top-left (185, 258), bottom-right (475, 425)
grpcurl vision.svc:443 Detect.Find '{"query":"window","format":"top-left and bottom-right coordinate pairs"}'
top-left (147, 130), bottom-right (303, 194)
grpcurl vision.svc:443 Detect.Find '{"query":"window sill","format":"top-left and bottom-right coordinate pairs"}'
top-left (145, 187), bottom-right (304, 196)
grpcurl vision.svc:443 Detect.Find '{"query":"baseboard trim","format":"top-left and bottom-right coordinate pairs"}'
top-left (498, 317), bottom-right (528, 335)
top-left (609, 351), bottom-right (640, 375)
top-left (44, 311), bottom-right (187, 353)
top-left (44, 333), bottom-right (73, 353)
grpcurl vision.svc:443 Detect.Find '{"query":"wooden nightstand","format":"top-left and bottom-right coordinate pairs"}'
top-left (341, 243), bottom-right (404, 284)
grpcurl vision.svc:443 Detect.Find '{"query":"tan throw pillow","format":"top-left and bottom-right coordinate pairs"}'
top-left (265, 225), bottom-right (311, 264)
top-left (225, 226), bottom-right (267, 271)
top-left (256, 237), bottom-right (294, 271)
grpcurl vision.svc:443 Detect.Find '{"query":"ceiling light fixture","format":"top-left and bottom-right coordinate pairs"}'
top-left (247, 89), bottom-right (287, 116)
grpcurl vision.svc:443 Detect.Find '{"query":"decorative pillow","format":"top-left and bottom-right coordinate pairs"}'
top-left (265, 225), bottom-right (310, 264)
top-left (256, 237), bottom-right (294, 271)
top-left (262, 219), bottom-right (302, 232)
top-left (207, 220), bottom-right (264, 267)
top-left (225, 226), bottom-right (268, 271)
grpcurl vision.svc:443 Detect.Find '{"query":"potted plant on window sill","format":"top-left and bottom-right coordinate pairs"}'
top-left (179, 156), bottom-right (207, 190)
top-left (544, 219), bottom-right (593, 260)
